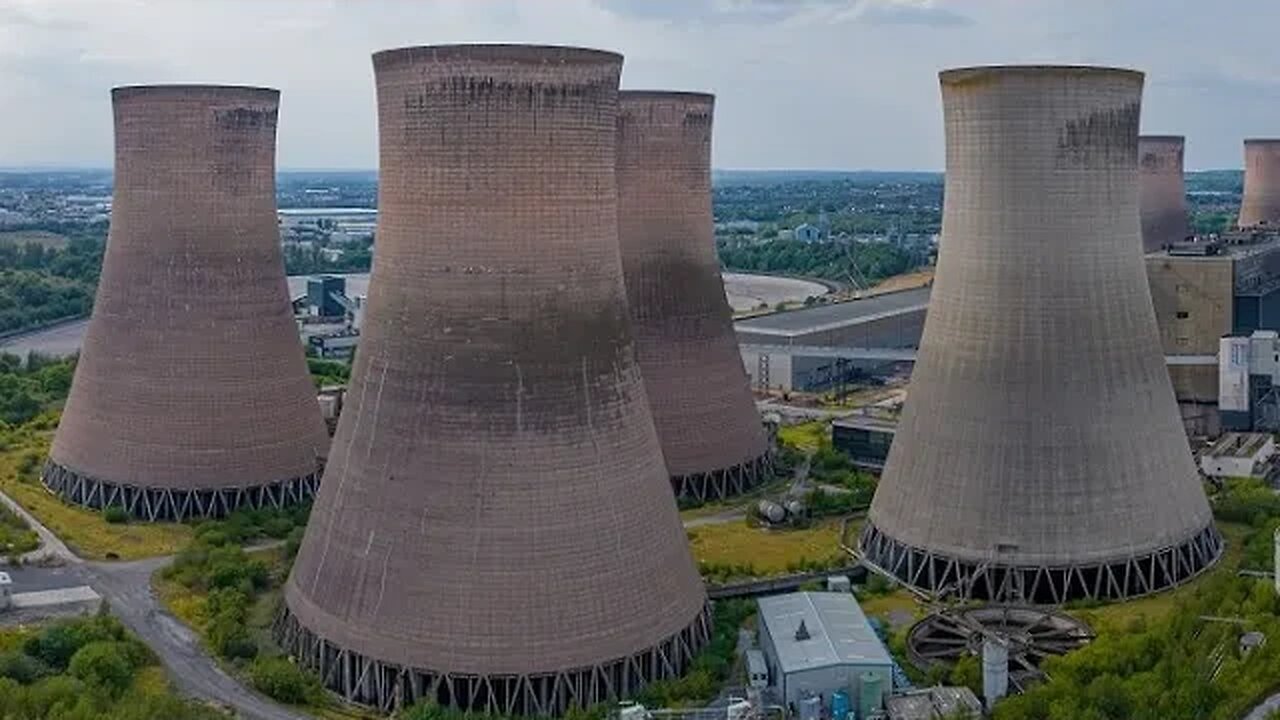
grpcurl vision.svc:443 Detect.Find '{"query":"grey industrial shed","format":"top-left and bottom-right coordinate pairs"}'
top-left (757, 592), bottom-right (894, 710)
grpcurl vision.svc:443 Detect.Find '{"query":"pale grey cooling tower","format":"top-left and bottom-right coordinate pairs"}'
top-left (1239, 139), bottom-right (1280, 228)
top-left (859, 66), bottom-right (1221, 604)
top-left (1138, 135), bottom-right (1189, 251)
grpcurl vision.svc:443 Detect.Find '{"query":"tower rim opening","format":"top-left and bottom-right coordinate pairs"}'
top-left (373, 43), bottom-right (622, 69)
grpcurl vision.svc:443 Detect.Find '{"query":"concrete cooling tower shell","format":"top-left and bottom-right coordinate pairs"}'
top-left (1138, 135), bottom-right (1189, 251)
top-left (616, 90), bottom-right (772, 502)
top-left (859, 66), bottom-right (1221, 604)
top-left (277, 45), bottom-right (710, 715)
top-left (1239, 139), bottom-right (1280, 228)
top-left (44, 85), bottom-right (329, 522)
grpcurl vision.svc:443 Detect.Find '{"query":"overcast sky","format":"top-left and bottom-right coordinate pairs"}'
top-left (0, 0), bottom-right (1276, 171)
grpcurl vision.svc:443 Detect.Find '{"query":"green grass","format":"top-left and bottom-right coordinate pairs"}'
top-left (0, 430), bottom-right (193, 560)
top-left (0, 499), bottom-right (38, 557)
top-left (688, 518), bottom-right (845, 577)
top-left (777, 420), bottom-right (828, 452)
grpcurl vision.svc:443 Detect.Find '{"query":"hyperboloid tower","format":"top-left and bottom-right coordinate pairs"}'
top-left (616, 90), bottom-right (772, 502)
top-left (859, 66), bottom-right (1222, 604)
top-left (1239, 139), bottom-right (1280, 228)
top-left (1138, 135), bottom-right (1189, 251)
top-left (277, 45), bottom-right (709, 715)
top-left (44, 85), bottom-right (329, 521)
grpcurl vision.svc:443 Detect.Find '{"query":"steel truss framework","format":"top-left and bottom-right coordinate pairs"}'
top-left (859, 521), bottom-right (1224, 604)
top-left (671, 452), bottom-right (774, 502)
top-left (274, 603), bottom-right (713, 716)
top-left (41, 459), bottom-right (321, 523)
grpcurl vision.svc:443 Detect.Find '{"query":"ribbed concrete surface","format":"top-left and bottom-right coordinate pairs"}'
top-left (285, 45), bottom-right (707, 676)
top-left (866, 66), bottom-right (1216, 567)
top-left (1138, 135), bottom-right (1189, 251)
top-left (1240, 139), bottom-right (1280, 228)
top-left (617, 91), bottom-right (769, 484)
top-left (51, 85), bottom-right (328, 491)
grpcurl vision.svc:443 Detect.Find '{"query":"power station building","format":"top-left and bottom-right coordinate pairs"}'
top-left (44, 85), bottom-right (329, 521)
top-left (860, 66), bottom-right (1222, 604)
top-left (1240, 140), bottom-right (1280, 228)
top-left (278, 45), bottom-right (709, 715)
top-left (1146, 229), bottom-right (1280, 433)
top-left (1138, 135), bottom-right (1189, 252)
top-left (616, 90), bottom-right (771, 501)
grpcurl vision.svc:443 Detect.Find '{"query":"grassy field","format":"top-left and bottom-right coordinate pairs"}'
top-left (0, 229), bottom-right (69, 249)
top-left (0, 499), bottom-right (38, 558)
top-left (777, 420), bottom-right (828, 452)
top-left (0, 430), bottom-right (192, 560)
top-left (688, 518), bottom-right (845, 576)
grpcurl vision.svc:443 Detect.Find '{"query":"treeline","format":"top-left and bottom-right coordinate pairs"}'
top-left (282, 240), bottom-right (373, 275)
top-left (0, 612), bottom-right (224, 719)
top-left (0, 227), bottom-right (105, 334)
top-left (716, 238), bottom-right (925, 283)
top-left (0, 353), bottom-right (75, 425)
top-left (993, 479), bottom-right (1280, 720)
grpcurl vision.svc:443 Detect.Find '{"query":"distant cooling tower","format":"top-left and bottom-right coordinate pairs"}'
top-left (1138, 135), bottom-right (1189, 251)
top-left (616, 90), bottom-right (772, 501)
top-left (44, 85), bottom-right (329, 521)
top-left (277, 46), bottom-right (709, 714)
top-left (1239, 139), bottom-right (1280, 228)
top-left (860, 66), bottom-right (1222, 604)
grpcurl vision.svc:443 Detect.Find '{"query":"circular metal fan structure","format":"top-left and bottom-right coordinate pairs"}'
top-left (907, 605), bottom-right (1094, 692)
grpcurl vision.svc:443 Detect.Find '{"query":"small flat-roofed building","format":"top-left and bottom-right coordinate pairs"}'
top-left (1199, 432), bottom-right (1276, 479)
top-left (885, 686), bottom-right (982, 720)
top-left (831, 415), bottom-right (898, 471)
top-left (757, 591), bottom-right (893, 711)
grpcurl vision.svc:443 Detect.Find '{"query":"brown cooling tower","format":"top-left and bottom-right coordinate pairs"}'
top-left (277, 46), bottom-right (709, 715)
top-left (616, 91), bottom-right (771, 502)
top-left (1138, 135), bottom-right (1189, 251)
top-left (859, 66), bottom-right (1221, 604)
top-left (1239, 139), bottom-right (1280, 228)
top-left (43, 86), bottom-right (329, 522)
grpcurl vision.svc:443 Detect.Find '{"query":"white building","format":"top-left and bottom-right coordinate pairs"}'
top-left (1200, 432), bottom-right (1276, 479)
top-left (757, 592), bottom-right (893, 712)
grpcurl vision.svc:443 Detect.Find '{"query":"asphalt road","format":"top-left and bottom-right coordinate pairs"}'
top-left (3, 563), bottom-right (88, 592)
top-left (1, 485), bottom-right (308, 720)
top-left (84, 558), bottom-right (309, 720)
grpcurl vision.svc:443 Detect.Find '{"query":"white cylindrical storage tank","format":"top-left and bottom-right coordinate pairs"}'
top-left (1274, 527), bottom-right (1280, 597)
top-left (982, 637), bottom-right (1010, 708)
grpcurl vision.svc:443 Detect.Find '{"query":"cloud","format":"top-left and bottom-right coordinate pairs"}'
top-left (595, 0), bottom-right (969, 27)
top-left (0, 0), bottom-right (1272, 169)
top-left (854, 1), bottom-right (971, 26)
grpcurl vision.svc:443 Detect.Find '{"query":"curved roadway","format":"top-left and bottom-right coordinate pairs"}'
top-left (1, 486), bottom-right (307, 720)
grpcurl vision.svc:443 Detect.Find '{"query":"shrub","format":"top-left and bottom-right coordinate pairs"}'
top-left (103, 506), bottom-right (128, 524)
top-left (208, 618), bottom-right (258, 661)
top-left (248, 657), bottom-right (317, 704)
top-left (23, 617), bottom-right (117, 670)
top-left (0, 649), bottom-right (48, 684)
top-left (68, 641), bottom-right (135, 695)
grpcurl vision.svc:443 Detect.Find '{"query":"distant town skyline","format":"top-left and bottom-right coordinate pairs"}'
top-left (0, 0), bottom-right (1276, 170)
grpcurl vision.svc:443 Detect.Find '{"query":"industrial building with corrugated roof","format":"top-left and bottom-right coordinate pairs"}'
top-left (757, 592), bottom-right (893, 713)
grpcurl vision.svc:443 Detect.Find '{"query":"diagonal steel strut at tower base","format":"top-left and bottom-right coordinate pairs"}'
top-left (859, 65), bottom-right (1222, 605)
